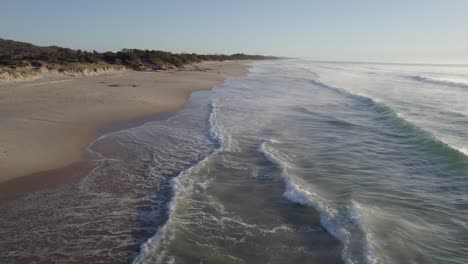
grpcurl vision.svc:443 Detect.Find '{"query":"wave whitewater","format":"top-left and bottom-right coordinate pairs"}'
top-left (408, 75), bottom-right (468, 89)
top-left (133, 96), bottom-right (224, 264)
top-left (308, 78), bottom-right (468, 159)
top-left (257, 141), bottom-right (379, 264)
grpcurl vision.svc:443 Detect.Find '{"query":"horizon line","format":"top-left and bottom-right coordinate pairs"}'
top-left (290, 58), bottom-right (468, 67)
top-left (3, 36), bottom-right (467, 67)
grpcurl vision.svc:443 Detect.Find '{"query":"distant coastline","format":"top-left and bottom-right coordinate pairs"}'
top-left (0, 38), bottom-right (276, 82)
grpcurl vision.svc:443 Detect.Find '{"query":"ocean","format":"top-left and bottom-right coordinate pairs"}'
top-left (1, 60), bottom-right (468, 264)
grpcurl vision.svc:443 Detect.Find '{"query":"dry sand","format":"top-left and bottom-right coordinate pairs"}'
top-left (0, 61), bottom-right (250, 183)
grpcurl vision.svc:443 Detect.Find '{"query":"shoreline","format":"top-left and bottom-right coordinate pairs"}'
top-left (0, 110), bottom-right (181, 201)
top-left (0, 60), bottom-right (251, 193)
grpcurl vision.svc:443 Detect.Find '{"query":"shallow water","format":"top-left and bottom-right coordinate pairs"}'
top-left (1, 60), bottom-right (468, 264)
top-left (134, 60), bottom-right (468, 264)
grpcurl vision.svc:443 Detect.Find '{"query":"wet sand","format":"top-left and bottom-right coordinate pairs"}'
top-left (0, 61), bottom-right (250, 185)
top-left (0, 85), bottom-right (221, 263)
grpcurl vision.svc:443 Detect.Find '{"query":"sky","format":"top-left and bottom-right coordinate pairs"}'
top-left (1, 0), bottom-right (468, 64)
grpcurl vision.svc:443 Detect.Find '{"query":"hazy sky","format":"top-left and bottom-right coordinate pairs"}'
top-left (1, 0), bottom-right (468, 64)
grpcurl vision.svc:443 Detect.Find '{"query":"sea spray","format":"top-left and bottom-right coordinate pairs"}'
top-left (311, 77), bottom-right (468, 159)
top-left (257, 141), bottom-right (379, 264)
top-left (408, 75), bottom-right (468, 89)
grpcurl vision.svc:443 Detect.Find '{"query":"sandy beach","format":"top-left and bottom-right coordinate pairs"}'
top-left (0, 61), bottom-right (249, 184)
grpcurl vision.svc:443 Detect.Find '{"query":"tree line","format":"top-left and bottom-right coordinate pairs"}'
top-left (0, 38), bottom-right (277, 71)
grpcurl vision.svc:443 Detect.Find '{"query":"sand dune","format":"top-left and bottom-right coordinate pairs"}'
top-left (0, 61), bottom-right (249, 182)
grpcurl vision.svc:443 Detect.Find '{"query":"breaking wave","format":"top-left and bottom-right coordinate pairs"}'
top-left (133, 96), bottom-right (224, 264)
top-left (257, 141), bottom-right (379, 264)
top-left (309, 78), bottom-right (468, 159)
top-left (408, 75), bottom-right (468, 89)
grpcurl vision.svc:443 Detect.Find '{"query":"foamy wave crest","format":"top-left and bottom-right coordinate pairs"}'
top-left (133, 97), bottom-right (224, 264)
top-left (350, 201), bottom-right (381, 264)
top-left (132, 154), bottom-right (215, 264)
top-left (208, 97), bottom-right (223, 147)
top-left (258, 141), bottom-right (379, 264)
top-left (314, 78), bottom-right (468, 159)
top-left (459, 147), bottom-right (468, 156)
top-left (408, 75), bottom-right (468, 89)
top-left (209, 97), bottom-right (238, 151)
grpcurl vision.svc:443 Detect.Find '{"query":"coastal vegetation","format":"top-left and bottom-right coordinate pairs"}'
top-left (0, 38), bottom-right (276, 74)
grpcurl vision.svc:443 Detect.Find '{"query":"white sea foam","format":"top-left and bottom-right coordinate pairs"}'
top-left (133, 96), bottom-right (225, 264)
top-left (258, 141), bottom-right (379, 264)
top-left (209, 97), bottom-right (238, 152)
top-left (208, 97), bottom-right (222, 147)
top-left (349, 201), bottom-right (380, 264)
top-left (409, 75), bottom-right (468, 89)
top-left (459, 147), bottom-right (468, 156)
top-left (393, 112), bottom-right (468, 158)
top-left (133, 153), bottom-right (215, 264)
top-left (315, 77), bottom-right (468, 160)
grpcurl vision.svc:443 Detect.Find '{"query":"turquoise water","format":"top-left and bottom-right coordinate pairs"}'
top-left (1, 60), bottom-right (468, 264)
